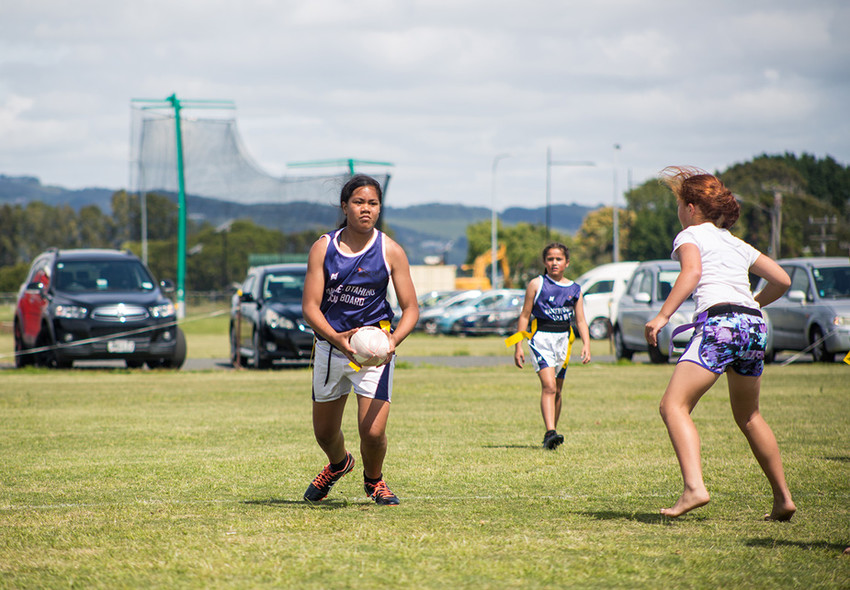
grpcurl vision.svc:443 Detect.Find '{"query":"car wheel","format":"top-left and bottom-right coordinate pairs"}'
top-left (613, 328), bottom-right (633, 361)
top-left (34, 327), bottom-right (56, 368)
top-left (160, 328), bottom-right (187, 369)
top-left (810, 326), bottom-right (834, 363)
top-left (126, 359), bottom-right (144, 369)
top-left (13, 323), bottom-right (31, 368)
top-left (588, 317), bottom-right (610, 340)
top-left (253, 330), bottom-right (271, 369)
top-left (647, 344), bottom-right (668, 364)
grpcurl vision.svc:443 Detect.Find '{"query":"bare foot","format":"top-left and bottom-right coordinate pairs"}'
top-left (660, 488), bottom-right (710, 518)
top-left (764, 500), bottom-right (796, 522)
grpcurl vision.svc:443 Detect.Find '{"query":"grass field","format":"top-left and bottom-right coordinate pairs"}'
top-left (1, 304), bottom-right (849, 588)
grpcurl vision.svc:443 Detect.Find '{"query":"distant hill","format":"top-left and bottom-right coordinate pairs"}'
top-left (0, 175), bottom-right (596, 265)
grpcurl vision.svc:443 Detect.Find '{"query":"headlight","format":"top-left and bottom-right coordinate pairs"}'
top-left (150, 302), bottom-right (176, 318)
top-left (54, 305), bottom-right (88, 319)
top-left (266, 310), bottom-right (295, 329)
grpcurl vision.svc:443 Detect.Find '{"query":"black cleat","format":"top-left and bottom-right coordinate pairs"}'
top-left (364, 479), bottom-right (400, 506)
top-left (542, 430), bottom-right (564, 450)
top-left (304, 452), bottom-right (355, 501)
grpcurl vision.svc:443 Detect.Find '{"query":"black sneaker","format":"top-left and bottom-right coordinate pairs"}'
top-left (304, 452), bottom-right (355, 501)
top-left (364, 479), bottom-right (400, 506)
top-left (542, 430), bottom-right (564, 450)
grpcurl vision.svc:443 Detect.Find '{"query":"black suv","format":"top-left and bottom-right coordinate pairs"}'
top-left (14, 248), bottom-right (186, 369)
top-left (230, 263), bottom-right (313, 368)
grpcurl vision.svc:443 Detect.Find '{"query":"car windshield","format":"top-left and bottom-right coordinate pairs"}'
top-left (54, 260), bottom-right (155, 292)
top-left (812, 265), bottom-right (850, 299)
top-left (263, 271), bottom-right (306, 303)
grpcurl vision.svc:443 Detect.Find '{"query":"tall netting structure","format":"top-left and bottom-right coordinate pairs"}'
top-left (129, 95), bottom-right (391, 316)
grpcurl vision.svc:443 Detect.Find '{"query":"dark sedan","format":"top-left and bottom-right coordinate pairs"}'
top-left (230, 264), bottom-right (314, 368)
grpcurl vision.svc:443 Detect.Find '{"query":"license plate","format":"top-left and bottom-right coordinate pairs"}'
top-left (107, 339), bottom-right (135, 353)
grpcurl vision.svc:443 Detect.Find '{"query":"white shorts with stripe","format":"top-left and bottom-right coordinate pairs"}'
top-left (528, 330), bottom-right (571, 379)
top-left (312, 339), bottom-right (394, 403)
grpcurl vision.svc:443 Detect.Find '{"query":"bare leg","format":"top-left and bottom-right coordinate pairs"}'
top-left (357, 396), bottom-right (391, 480)
top-left (658, 362), bottom-right (719, 517)
top-left (312, 396), bottom-right (350, 464)
top-left (538, 367), bottom-right (559, 431)
top-left (726, 370), bottom-right (796, 521)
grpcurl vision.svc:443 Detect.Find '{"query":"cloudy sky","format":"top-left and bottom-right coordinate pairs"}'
top-left (2, 0), bottom-right (848, 210)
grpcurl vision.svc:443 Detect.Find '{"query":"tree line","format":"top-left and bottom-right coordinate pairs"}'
top-left (1, 153), bottom-right (847, 292)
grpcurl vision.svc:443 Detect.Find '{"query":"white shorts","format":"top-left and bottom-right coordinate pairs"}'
top-left (528, 330), bottom-right (571, 379)
top-left (312, 339), bottom-right (394, 403)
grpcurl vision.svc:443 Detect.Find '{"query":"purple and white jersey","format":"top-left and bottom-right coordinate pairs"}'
top-left (320, 228), bottom-right (393, 335)
top-left (531, 274), bottom-right (581, 328)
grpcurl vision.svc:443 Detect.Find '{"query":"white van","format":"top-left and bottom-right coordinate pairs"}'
top-left (575, 261), bottom-right (640, 339)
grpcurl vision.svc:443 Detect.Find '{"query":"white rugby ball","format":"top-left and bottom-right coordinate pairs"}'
top-left (349, 326), bottom-right (391, 366)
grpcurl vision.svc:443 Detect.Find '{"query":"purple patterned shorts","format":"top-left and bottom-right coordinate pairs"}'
top-left (678, 313), bottom-right (767, 377)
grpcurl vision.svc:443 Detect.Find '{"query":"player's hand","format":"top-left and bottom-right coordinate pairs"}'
top-left (580, 345), bottom-right (591, 364)
top-left (334, 328), bottom-right (361, 366)
top-left (514, 348), bottom-right (524, 369)
top-left (644, 315), bottom-right (667, 347)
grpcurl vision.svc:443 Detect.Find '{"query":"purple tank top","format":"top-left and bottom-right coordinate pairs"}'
top-left (320, 228), bottom-right (393, 334)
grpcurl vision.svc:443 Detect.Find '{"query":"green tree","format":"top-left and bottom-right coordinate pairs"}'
top-left (622, 180), bottom-right (678, 261)
top-left (464, 220), bottom-right (572, 287)
top-left (572, 207), bottom-right (635, 268)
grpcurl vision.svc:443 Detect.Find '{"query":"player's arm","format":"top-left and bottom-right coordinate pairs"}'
top-left (752, 254), bottom-right (791, 308)
top-left (514, 278), bottom-right (539, 368)
top-left (573, 292), bottom-right (592, 364)
top-left (645, 243), bottom-right (701, 347)
top-left (385, 237), bottom-right (419, 353)
top-left (302, 237), bottom-right (357, 358)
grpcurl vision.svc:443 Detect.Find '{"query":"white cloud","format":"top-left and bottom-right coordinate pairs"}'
top-left (0, 0), bottom-right (847, 209)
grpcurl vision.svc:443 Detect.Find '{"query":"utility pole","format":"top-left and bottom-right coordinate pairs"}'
top-left (808, 216), bottom-right (838, 255)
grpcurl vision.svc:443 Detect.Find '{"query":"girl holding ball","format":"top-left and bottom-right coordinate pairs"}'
top-left (301, 174), bottom-right (418, 505)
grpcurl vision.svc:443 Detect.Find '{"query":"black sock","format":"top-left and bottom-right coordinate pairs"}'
top-left (330, 456), bottom-right (349, 472)
top-left (364, 472), bottom-right (382, 485)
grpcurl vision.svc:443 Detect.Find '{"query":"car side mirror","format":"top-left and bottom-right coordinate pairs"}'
top-left (25, 281), bottom-right (45, 294)
top-left (634, 292), bottom-right (651, 304)
top-left (239, 291), bottom-right (255, 303)
top-left (160, 279), bottom-right (175, 294)
top-left (787, 290), bottom-right (806, 303)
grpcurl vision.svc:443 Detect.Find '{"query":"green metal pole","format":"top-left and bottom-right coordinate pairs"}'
top-left (167, 93), bottom-right (187, 319)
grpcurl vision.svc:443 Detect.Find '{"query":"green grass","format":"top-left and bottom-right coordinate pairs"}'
top-left (0, 361), bottom-right (848, 588)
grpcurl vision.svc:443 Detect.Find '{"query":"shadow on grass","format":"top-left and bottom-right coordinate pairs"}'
top-left (824, 455), bottom-right (850, 463)
top-left (243, 498), bottom-right (353, 510)
top-left (483, 444), bottom-right (541, 449)
top-left (580, 510), bottom-right (700, 525)
top-left (745, 538), bottom-right (848, 552)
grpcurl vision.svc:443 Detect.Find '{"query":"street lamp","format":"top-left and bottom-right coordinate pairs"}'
top-left (545, 147), bottom-right (595, 239)
top-left (612, 144), bottom-right (621, 263)
top-left (491, 153), bottom-right (511, 289)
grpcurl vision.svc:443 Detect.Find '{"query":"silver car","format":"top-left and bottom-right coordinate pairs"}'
top-left (613, 260), bottom-right (696, 364)
top-left (759, 257), bottom-right (850, 363)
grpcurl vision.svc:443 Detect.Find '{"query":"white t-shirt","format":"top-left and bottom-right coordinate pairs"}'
top-left (672, 222), bottom-right (761, 313)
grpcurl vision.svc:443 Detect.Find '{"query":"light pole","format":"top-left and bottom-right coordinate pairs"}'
top-left (545, 147), bottom-right (595, 239)
top-left (612, 144), bottom-right (621, 263)
top-left (491, 153), bottom-right (510, 289)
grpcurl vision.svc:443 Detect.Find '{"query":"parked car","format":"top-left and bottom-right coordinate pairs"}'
top-left (14, 248), bottom-right (186, 369)
top-left (417, 289), bottom-right (483, 334)
top-left (575, 261), bottom-right (640, 339)
top-left (230, 263), bottom-right (314, 368)
top-left (758, 257), bottom-right (850, 363)
top-left (455, 291), bottom-right (524, 336)
top-left (612, 260), bottom-right (696, 363)
top-left (435, 289), bottom-right (525, 335)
